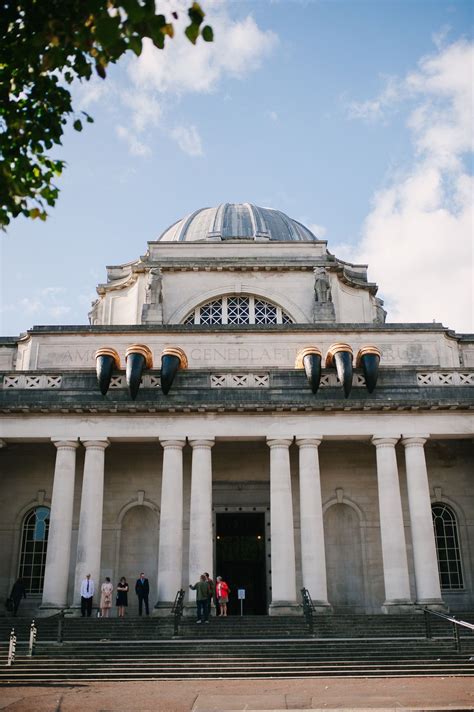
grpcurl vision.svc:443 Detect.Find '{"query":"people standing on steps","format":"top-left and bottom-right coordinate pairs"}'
top-left (9, 577), bottom-right (26, 617)
top-left (80, 573), bottom-right (94, 617)
top-left (99, 576), bottom-right (113, 618)
top-left (116, 577), bottom-right (129, 618)
top-left (216, 576), bottom-right (230, 617)
top-left (135, 572), bottom-right (150, 616)
top-left (204, 572), bottom-right (214, 619)
top-left (189, 574), bottom-right (211, 623)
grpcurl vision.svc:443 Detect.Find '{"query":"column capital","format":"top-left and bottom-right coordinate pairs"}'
top-left (188, 438), bottom-right (214, 449)
top-left (51, 438), bottom-right (79, 450)
top-left (371, 436), bottom-right (400, 447)
top-left (267, 437), bottom-right (293, 448)
top-left (160, 438), bottom-right (186, 450)
top-left (81, 439), bottom-right (110, 450)
top-left (295, 437), bottom-right (323, 448)
top-left (401, 434), bottom-right (429, 447)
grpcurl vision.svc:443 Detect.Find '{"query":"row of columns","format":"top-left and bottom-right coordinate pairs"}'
top-left (41, 435), bottom-right (443, 612)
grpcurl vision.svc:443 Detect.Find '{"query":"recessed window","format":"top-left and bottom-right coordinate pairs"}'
top-left (18, 506), bottom-right (50, 594)
top-left (432, 503), bottom-right (464, 590)
top-left (184, 295), bottom-right (293, 325)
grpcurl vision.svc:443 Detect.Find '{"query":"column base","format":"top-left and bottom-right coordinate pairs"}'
top-left (269, 601), bottom-right (302, 616)
top-left (38, 603), bottom-right (68, 617)
top-left (415, 599), bottom-right (448, 613)
top-left (311, 601), bottom-right (333, 614)
top-left (152, 601), bottom-right (174, 617)
top-left (381, 600), bottom-right (415, 614)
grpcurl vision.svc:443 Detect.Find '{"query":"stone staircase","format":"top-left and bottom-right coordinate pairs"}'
top-left (0, 613), bottom-right (473, 682)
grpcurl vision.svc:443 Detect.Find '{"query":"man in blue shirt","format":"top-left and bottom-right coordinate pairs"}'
top-left (80, 574), bottom-right (94, 617)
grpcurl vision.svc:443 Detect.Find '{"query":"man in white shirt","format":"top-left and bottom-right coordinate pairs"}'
top-left (80, 573), bottom-right (95, 617)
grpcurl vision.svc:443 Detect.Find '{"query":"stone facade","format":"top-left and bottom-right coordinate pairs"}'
top-left (0, 203), bottom-right (472, 616)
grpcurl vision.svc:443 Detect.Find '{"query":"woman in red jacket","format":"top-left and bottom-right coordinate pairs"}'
top-left (215, 576), bottom-right (230, 617)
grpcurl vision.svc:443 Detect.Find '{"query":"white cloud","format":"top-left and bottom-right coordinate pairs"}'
top-left (308, 223), bottom-right (327, 238)
top-left (170, 124), bottom-right (203, 157)
top-left (75, 3), bottom-right (277, 159)
top-left (346, 76), bottom-right (402, 121)
top-left (116, 125), bottom-right (151, 157)
top-left (9, 289), bottom-right (72, 322)
top-left (121, 90), bottom-right (162, 132)
top-left (342, 39), bottom-right (473, 332)
top-left (121, 2), bottom-right (277, 157)
top-left (128, 8), bottom-right (278, 95)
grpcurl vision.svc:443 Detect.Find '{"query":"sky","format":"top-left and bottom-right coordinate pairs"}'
top-left (1, 0), bottom-right (473, 336)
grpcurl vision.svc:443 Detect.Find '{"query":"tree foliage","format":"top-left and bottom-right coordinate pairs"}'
top-left (0, 0), bottom-right (213, 229)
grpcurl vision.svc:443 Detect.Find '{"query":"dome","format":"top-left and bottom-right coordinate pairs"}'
top-left (157, 203), bottom-right (318, 243)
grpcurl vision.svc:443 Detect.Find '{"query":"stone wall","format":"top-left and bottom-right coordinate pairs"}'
top-left (1, 438), bottom-right (472, 613)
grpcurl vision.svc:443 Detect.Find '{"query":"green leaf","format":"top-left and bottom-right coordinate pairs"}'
top-left (185, 23), bottom-right (199, 45)
top-left (188, 2), bottom-right (205, 25)
top-left (129, 35), bottom-right (142, 56)
top-left (202, 25), bottom-right (213, 42)
top-left (73, 119), bottom-right (82, 131)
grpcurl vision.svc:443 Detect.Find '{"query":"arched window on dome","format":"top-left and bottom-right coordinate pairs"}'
top-left (183, 295), bottom-right (294, 325)
top-left (18, 506), bottom-right (50, 594)
top-left (431, 503), bottom-right (464, 590)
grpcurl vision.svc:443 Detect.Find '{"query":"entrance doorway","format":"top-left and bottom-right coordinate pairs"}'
top-left (215, 512), bottom-right (267, 615)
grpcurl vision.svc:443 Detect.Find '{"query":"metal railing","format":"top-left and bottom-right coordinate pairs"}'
top-left (423, 607), bottom-right (474, 652)
top-left (301, 588), bottom-right (315, 635)
top-left (171, 589), bottom-right (185, 637)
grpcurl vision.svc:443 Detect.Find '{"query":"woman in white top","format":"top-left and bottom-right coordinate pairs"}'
top-left (99, 577), bottom-right (113, 618)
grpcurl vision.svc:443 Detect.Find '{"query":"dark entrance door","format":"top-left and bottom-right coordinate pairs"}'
top-left (215, 512), bottom-right (267, 615)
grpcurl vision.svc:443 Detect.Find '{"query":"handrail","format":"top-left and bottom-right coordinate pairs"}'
top-left (301, 587), bottom-right (315, 635)
top-left (171, 589), bottom-right (185, 637)
top-left (422, 607), bottom-right (473, 652)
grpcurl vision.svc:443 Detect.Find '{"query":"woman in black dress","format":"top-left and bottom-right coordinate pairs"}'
top-left (116, 577), bottom-right (129, 618)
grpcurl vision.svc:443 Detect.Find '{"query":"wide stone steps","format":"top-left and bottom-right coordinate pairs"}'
top-left (1, 613), bottom-right (473, 641)
top-left (1, 639), bottom-right (473, 682)
top-left (1, 614), bottom-right (473, 682)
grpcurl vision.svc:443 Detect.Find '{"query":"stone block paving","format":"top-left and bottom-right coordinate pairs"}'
top-left (0, 677), bottom-right (473, 712)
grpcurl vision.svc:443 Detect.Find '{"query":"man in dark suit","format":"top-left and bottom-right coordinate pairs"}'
top-left (135, 572), bottom-right (150, 615)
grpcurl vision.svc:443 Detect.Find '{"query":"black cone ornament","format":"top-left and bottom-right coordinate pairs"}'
top-left (325, 343), bottom-right (354, 398)
top-left (295, 347), bottom-right (322, 394)
top-left (95, 348), bottom-right (120, 395)
top-left (161, 347), bottom-right (188, 395)
top-left (356, 346), bottom-right (381, 393)
top-left (125, 344), bottom-right (153, 400)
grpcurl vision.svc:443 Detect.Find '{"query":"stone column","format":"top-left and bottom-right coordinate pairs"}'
top-left (41, 439), bottom-right (79, 609)
top-left (402, 435), bottom-right (443, 607)
top-left (188, 439), bottom-right (214, 590)
top-left (73, 439), bottom-right (109, 605)
top-left (372, 436), bottom-right (412, 612)
top-left (296, 437), bottom-right (330, 611)
top-left (267, 438), bottom-right (299, 615)
top-left (156, 439), bottom-right (186, 613)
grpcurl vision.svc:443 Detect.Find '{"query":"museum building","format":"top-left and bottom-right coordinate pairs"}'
top-left (0, 202), bottom-right (473, 617)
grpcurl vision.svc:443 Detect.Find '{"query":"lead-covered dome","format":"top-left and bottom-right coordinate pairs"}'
top-left (157, 203), bottom-right (318, 242)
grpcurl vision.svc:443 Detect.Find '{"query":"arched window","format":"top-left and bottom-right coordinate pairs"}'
top-left (18, 506), bottom-right (50, 594)
top-left (183, 295), bottom-right (294, 325)
top-left (432, 503), bottom-right (464, 590)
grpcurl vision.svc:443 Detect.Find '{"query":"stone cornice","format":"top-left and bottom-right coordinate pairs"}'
top-left (10, 322), bottom-right (465, 338)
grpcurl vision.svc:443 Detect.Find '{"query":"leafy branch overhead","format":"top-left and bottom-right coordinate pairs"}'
top-left (0, 1), bottom-right (213, 229)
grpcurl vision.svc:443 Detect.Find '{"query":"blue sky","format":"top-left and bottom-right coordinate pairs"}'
top-left (1, 0), bottom-right (472, 335)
